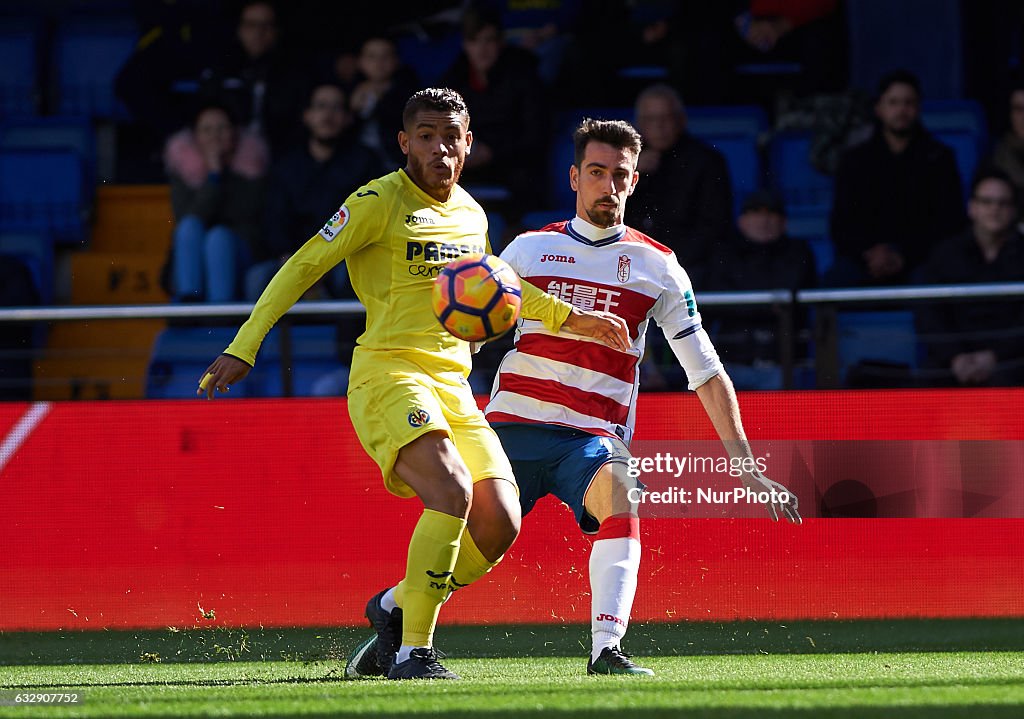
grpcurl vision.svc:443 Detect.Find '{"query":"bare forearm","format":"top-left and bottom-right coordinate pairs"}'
top-left (695, 371), bottom-right (753, 458)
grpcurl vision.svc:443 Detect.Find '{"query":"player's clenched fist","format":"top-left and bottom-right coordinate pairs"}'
top-left (197, 354), bottom-right (252, 399)
top-left (561, 307), bottom-right (631, 351)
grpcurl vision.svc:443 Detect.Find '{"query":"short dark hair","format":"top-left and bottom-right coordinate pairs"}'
top-left (573, 118), bottom-right (643, 167)
top-left (876, 69), bottom-right (921, 101)
top-left (306, 81), bottom-right (346, 108)
top-left (402, 87), bottom-right (470, 130)
top-left (971, 167), bottom-right (1019, 206)
top-left (461, 3), bottom-right (502, 40)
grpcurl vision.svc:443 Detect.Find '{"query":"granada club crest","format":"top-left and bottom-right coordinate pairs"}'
top-left (617, 254), bottom-right (631, 283)
top-left (407, 408), bottom-right (431, 427)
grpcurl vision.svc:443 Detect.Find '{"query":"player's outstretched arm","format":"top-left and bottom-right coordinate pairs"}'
top-left (561, 307), bottom-right (631, 351)
top-left (694, 371), bottom-right (801, 524)
top-left (197, 354), bottom-right (252, 399)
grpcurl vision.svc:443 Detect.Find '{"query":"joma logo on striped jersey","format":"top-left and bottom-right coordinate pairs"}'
top-left (540, 253), bottom-right (576, 264)
top-left (406, 241), bottom-right (483, 262)
top-left (405, 213), bottom-right (436, 225)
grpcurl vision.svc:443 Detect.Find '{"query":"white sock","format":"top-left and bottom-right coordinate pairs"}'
top-left (396, 644), bottom-right (428, 663)
top-left (590, 534), bottom-right (641, 662)
top-left (380, 586), bottom-right (398, 613)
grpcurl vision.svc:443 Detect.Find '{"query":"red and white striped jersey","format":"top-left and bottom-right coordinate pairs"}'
top-left (485, 216), bottom-right (723, 443)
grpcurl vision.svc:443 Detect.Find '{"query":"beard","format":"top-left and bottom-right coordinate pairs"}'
top-left (886, 121), bottom-right (915, 138)
top-left (584, 197), bottom-right (621, 228)
top-left (408, 153), bottom-right (463, 193)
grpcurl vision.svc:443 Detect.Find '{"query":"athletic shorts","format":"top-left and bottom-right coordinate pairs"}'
top-left (347, 357), bottom-right (514, 498)
top-left (492, 423), bottom-right (633, 534)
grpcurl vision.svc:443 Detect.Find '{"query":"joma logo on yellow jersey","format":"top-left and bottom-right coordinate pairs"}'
top-left (405, 214), bottom-right (436, 225)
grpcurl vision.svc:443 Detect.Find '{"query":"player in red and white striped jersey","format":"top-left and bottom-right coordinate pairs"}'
top-left (486, 118), bottom-right (801, 676)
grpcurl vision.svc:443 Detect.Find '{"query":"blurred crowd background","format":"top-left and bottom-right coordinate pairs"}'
top-left (1, 0), bottom-right (1023, 400)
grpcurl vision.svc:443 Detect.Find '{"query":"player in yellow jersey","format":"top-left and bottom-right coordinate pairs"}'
top-left (197, 88), bottom-right (629, 680)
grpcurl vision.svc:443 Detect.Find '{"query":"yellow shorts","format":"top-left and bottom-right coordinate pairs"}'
top-left (347, 359), bottom-right (515, 498)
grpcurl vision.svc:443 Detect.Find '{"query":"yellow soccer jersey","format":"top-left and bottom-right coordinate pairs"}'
top-left (224, 169), bottom-right (572, 382)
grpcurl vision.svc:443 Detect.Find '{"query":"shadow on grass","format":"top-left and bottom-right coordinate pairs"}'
top-left (2, 619), bottom-right (1024, 666)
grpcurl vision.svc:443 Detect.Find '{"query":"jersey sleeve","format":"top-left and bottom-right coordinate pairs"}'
top-left (224, 184), bottom-right (386, 365)
top-left (651, 252), bottom-right (723, 390)
top-left (500, 235), bottom-right (573, 334)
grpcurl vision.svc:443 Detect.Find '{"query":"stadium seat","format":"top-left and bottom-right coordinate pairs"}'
top-left (0, 232), bottom-right (53, 303)
top-left (785, 214), bottom-right (834, 279)
top-left (146, 326), bottom-right (252, 399)
top-left (837, 310), bottom-right (918, 387)
top-left (0, 17), bottom-right (40, 117)
top-left (397, 31), bottom-right (463, 87)
top-left (52, 16), bottom-right (138, 119)
top-left (249, 324), bottom-right (341, 397)
top-left (0, 148), bottom-right (87, 244)
top-left (768, 130), bottom-right (834, 218)
top-left (0, 116), bottom-right (97, 192)
top-left (486, 211), bottom-right (506, 251)
top-left (520, 209), bottom-right (569, 231)
top-left (685, 105), bottom-right (768, 139)
top-left (921, 99), bottom-right (988, 141)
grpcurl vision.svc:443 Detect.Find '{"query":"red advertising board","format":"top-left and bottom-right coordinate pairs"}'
top-left (0, 389), bottom-right (1021, 630)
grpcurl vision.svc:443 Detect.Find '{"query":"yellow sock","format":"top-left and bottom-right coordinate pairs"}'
top-left (393, 528), bottom-right (501, 607)
top-left (449, 528), bottom-right (501, 595)
top-left (400, 508), bottom-right (466, 647)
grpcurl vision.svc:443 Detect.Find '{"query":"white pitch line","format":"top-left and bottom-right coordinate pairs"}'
top-left (0, 402), bottom-right (51, 473)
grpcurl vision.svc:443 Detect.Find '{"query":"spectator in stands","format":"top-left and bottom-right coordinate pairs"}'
top-left (829, 70), bottom-right (965, 286)
top-left (0, 254), bottom-right (39, 400)
top-left (440, 3), bottom-right (547, 212)
top-left (114, 0), bottom-right (227, 180)
top-left (625, 83), bottom-right (733, 286)
top-left (488, 0), bottom-right (579, 84)
top-left (700, 189), bottom-right (816, 390)
top-left (917, 169), bottom-right (1024, 387)
top-left (730, 0), bottom-right (847, 100)
top-left (349, 36), bottom-right (419, 170)
top-left (164, 103), bottom-right (269, 303)
top-left (989, 83), bottom-right (1024, 215)
top-left (248, 82), bottom-right (382, 301)
top-left (198, 0), bottom-right (306, 155)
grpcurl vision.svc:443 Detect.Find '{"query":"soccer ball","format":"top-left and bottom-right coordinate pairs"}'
top-left (432, 253), bottom-right (522, 342)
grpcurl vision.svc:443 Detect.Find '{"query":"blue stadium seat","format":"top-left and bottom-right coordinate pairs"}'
top-left (768, 130), bottom-right (834, 218)
top-left (146, 327), bottom-right (253, 399)
top-left (0, 18), bottom-right (39, 117)
top-left (520, 209), bottom-right (569, 231)
top-left (921, 99), bottom-right (988, 196)
top-left (53, 17), bottom-right (138, 119)
top-left (837, 310), bottom-right (918, 386)
top-left (0, 116), bottom-right (96, 192)
top-left (933, 130), bottom-right (980, 198)
top-left (698, 135), bottom-right (762, 215)
top-left (785, 214), bottom-right (834, 279)
top-left (0, 233), bottom-right (53, 303)
top-left (250, 324), bottom-right (341, 397)
top-left (686, 107), bottom-right (768, 213)
top-left (0, 149), bottom-right (87, 244)
top-left (397, 31), bottom-right (463, 87)
top-left (685, 105), bottom-right (768, 139)
top-left (921, 99), bottom-right (988, 142)
top-left (486, 211), bottom-right (506, 251)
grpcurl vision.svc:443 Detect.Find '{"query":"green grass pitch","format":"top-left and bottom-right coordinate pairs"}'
top-left (1, 620), bottom-right (1023, 718)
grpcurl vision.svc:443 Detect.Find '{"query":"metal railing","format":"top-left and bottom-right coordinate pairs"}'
top-left (1, 283), bottom-right (1022, 396)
